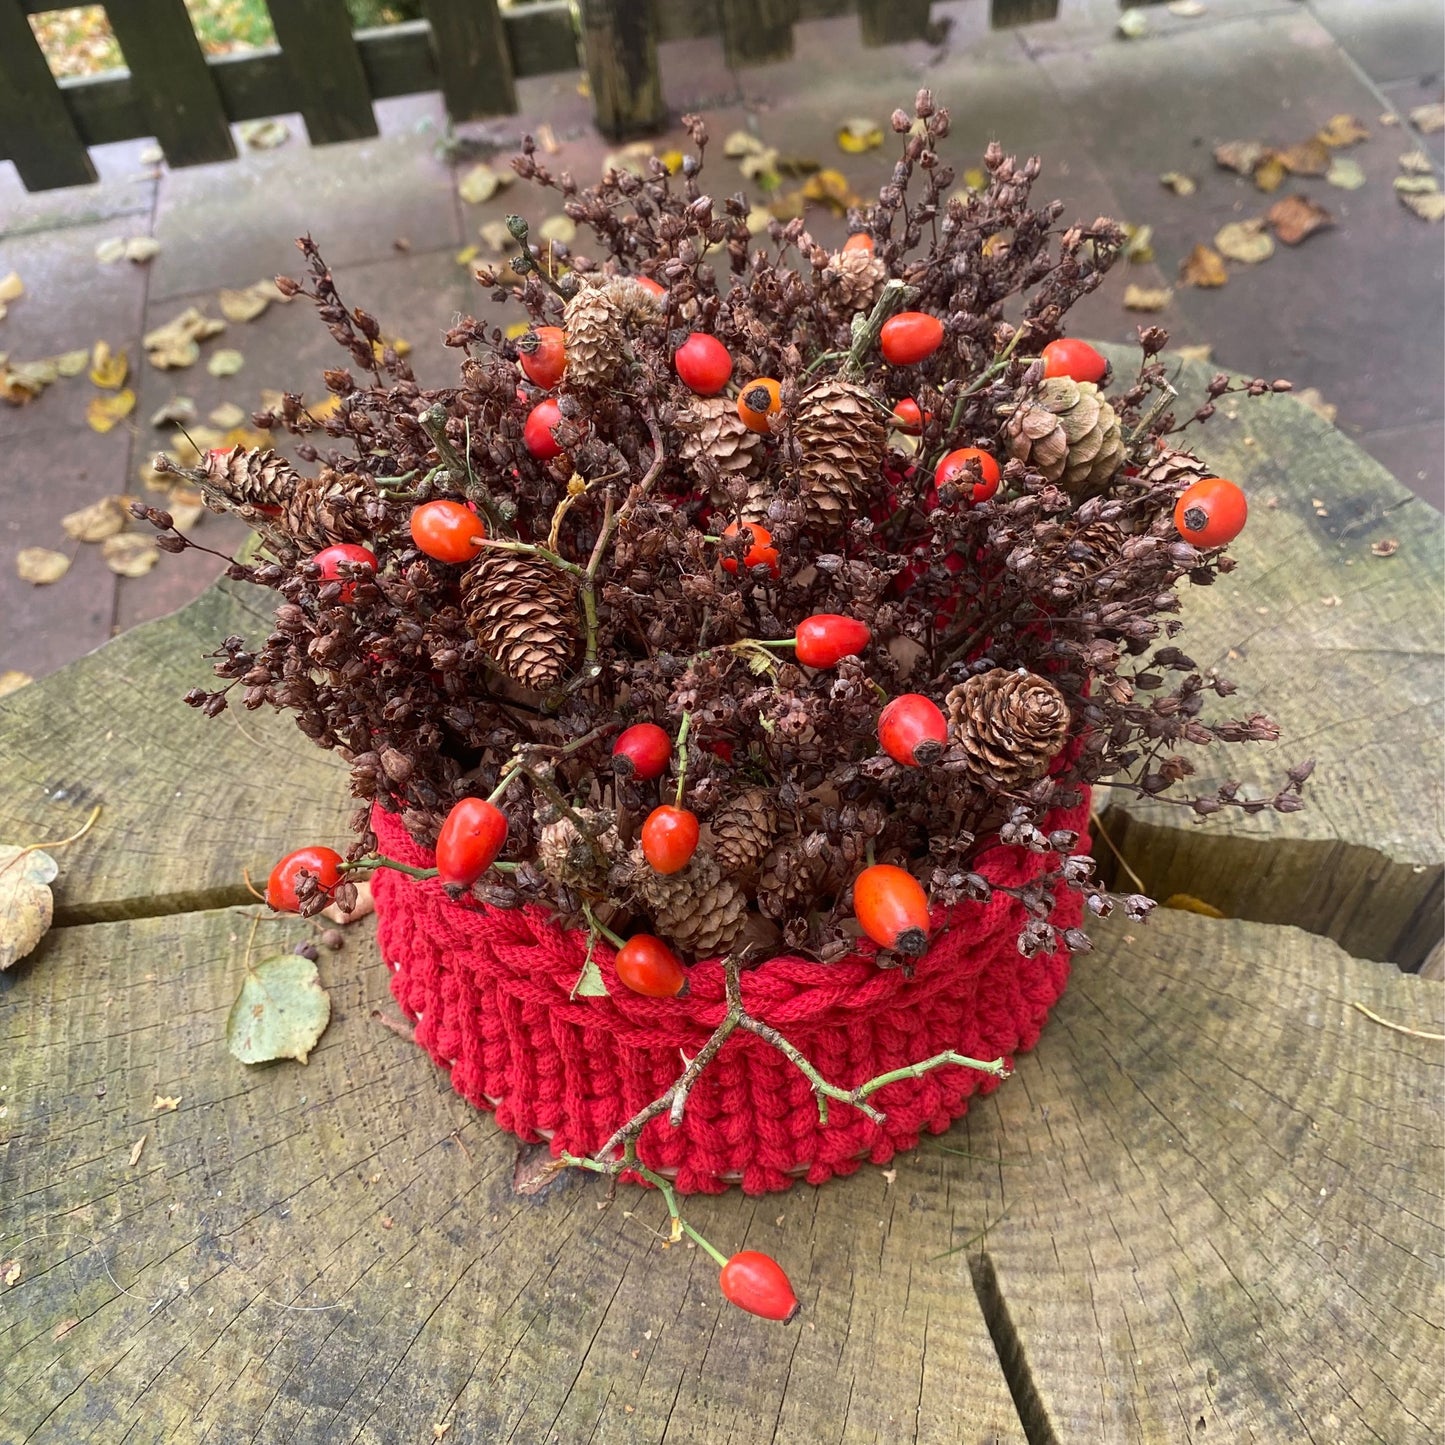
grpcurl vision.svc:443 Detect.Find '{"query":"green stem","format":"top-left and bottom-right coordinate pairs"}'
top-left (737, 1017), bottom-right (881, 1126)
top-left (418, 405), bottom-right (503, 532)
top-left (939, 327), bottom-right (1028, 451)
top-left (339, 855), bottom-right (439, 881)
top-left (803, 347), bottom-right (847, 377)
top-left (626, 1150), bottom-right (729, 1266)
top-left (584, 902), bottom-right (626, 950)
top-left (843, 279), bottom-right (918, 380)
top-left (672, 710), bottom-right (693, 808)
top-left (853, 1050), bottom-right (1010, 1101)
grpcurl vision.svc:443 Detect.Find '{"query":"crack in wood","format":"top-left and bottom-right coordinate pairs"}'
top-left (970, 1250), bottom-right (1058, 1445)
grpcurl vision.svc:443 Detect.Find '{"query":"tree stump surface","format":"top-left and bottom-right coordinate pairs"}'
top-left (2, 363), bottom-right (1441, 1442)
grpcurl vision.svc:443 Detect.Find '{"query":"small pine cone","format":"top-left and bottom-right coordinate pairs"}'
top-left (563, 276), bottom-right (658, 389)
top-left (945, 668), bottom-right (1072, 791)
top-left (1135, 444), bottom-right (1211, 492)
top-left (632, 845), bottom-right (748, 957)
top-left (1003, 378), bottom-right (1124, 495)
top-left (709, 787), bottom-right (779, 881)
top-left (600, 275), bottom-right (663, 328)
top-left (676, 395), bottom-right (763, 479)
top-left (824, 248), bottom-right (886, 311)
top-left (537, 808), bottom-right (621, 893)
top-left (1052, 519), bottom-right (1126, 585)
top-left (757, 832), bottom-right (846, 922)
top-left (199, 444), bottom-right (299, 509)
top-left (284, 468), bottom-right (376, 550)
top-left (461, 550), bottom-right (579, 692)
top-left (794, 379), bottom-right (887, 532)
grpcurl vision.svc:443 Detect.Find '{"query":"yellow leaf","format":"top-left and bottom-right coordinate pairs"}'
top-left (147, 337), bottom-right (200, 370)
top-left (454, 244), bottom-right (480, 266)
top-left (102, 533), bottom-right (158, 577)
top-left (1179, 243), bottom-right (1228, 288)
top-left (89, 341), bottom-right (128, 389)
top-left (1252, 155), bottom-right (1287, 193)
top-left (16, 547), bottom-right (70, 584)
top-left (1122, 223), bottom-right (1154, 263)
top-left (370, 337), bottom-right (412, 362)
top-left (801, 168), bottom-right (861, 215)
top-left (836, 117), bottom-right (883, 153)
top-left (303, 396), bottom-right (341, 423)
top-left (94, 237), bottom-right (127, 265)
top-left (659, 149), bottom-right (684, 174)
top-left (1159, 171), bottom-right (1196, 196)
top-left (54, 348), bottom-right (89, 378)
top-left (206, 348), bottom-right (245, 377)
top-left (208, 401), bottom-right (247, 429)
top-left (0, 670), bottom-right (33, 698)
top-left (218, 287), bottom-right (269, 323)
top-left (86, 387), bottom-right (136, 433)
top-left (458, 163), bottom-right (506, 205)
top-left (1316, 113), bottom-right (1369, 148)
top-left (0, 271), bottom-right (22, 304)
top-left (1123, 284), bottom-right (1172, 312)
top-left (745, 206), bottom-right (774, 236)
top-left (128, 1135), bottom-right (147, 1167)
top-left (152, 1094), bottom-right (181, 1111)
top-left (538, 214), bottom-right (576, 245)
top-left (61, 495), bottom-right (128, 542)
top-left (504, 320), bottom-right (530, 340)
top-left (723, 130), bottom-right (763, 159)
top-left (1162, 893), bottom-right (1226, 918)
top-left (1214, 219), bottom-right (1274, 264)
top-left (962, 167), bottom-right (987, 192)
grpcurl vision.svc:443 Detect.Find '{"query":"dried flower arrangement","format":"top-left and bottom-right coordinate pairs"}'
top-left (140, 92), bottom-right (1308, 1322)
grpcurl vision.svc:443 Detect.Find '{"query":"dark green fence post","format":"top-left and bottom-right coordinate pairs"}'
top-left (719, 0), bottom-right (798, 67)
top-left (858, 0), bottom-right (934, 45)
top-left (578, 0), bottom-right (664, 140)
top-left (0, 1), bottom-right (96, 188)
top-left (989, 0), bottom-right (1060, 26)
top-left (268, 0), bottom-right (379, 143)
top-left (419, 0), bottom-right (517, 120)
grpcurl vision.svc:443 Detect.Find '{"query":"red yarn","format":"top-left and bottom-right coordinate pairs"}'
top-left (372, 794), bottom-right (1089, 1195)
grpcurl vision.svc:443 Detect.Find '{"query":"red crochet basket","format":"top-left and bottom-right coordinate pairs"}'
top-left (373, 794), bottom-right (1089, 1195)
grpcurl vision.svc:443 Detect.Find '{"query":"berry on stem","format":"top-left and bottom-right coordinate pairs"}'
top-left (878, 694), bottom-right (948, 767)
top-left (674, 333), bottom-right (733, 395)
top-left (1174, 476), bottom-right (1247, 548)
top-left (736, 378), bottom-right (782, 434)
top-left (410, 500), bottom-right (486, 564)
top-left (615, 934), bottom-right (688, 997)
top-left (853, 863), bottom-right (931, 956)
top-left (719, 1251), bottom-right (800, 1322)
top-left (842, 232), bottom-right (875, 254)
top-left (613, 722), bottom-right (673, 781)
top-left (934, 447), bottom-right (1001, 503)
top-left (721, 520), bottom-right (780, 577)
top-left (634, 275), bottom-right (666, 298)
top-left (891, 397), bottom-right (927, 433)
top-left (1041, 337), bottom-right (1108, 385)
top-left (518, 325), bottom-right (566, 389)
top-left (641, 805), bottom-right (700, 875)
top-left (879, 311), bottom-right (944, 366)
top-left (435, 796), bottom-right (508, 887)
top-left (312, 542), bottom-right (377, 602)
top-left (793, 614), bottom-right (871, 669)
top-left (267, 846), bottom-right (344, 911)
top-left (524, 398), bottom-right (565, 460)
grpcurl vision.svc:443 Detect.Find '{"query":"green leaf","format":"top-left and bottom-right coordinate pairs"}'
top-left (226, 955), bottom-right (331, 1065)
top-left (571, 956), bottom-right (609, 997)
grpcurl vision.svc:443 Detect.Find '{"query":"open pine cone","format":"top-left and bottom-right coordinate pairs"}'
top-left (461, 550), bottom-right (579, 692)
top-left (945, 669), bottom-right (1072, 790)
top-left (1003, 378), bottom-right (1124, 495)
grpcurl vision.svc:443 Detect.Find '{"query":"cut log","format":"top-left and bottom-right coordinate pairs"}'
top-left (1096, 346), bottom-right (1444, 968)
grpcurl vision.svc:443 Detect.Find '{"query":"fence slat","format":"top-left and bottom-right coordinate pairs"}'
top-left (858, 0), bottom-right (933, 44)
top-left (0, 2), bottom-right (96, 188)
top-left (578, 0), bottom-right (665, 140)
top-left (104, 0), bottom-right (235, 166)
top-left (719, 0), bottom-right (798, 66)
top-left (989, 0), bottom-right (1060, 26)
top-left (420, 0), bottom-right (516, 120)
top-left (267, 0), bottom-right (378, 143)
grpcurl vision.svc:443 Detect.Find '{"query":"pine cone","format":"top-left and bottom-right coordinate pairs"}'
top-left (824, 248), bottom-right (886, 311)
top-left (709, 787), bottom-right (778, 881)
top-left (563, 276), bottom-right (660, 389)
top-left (1135, 444), bottom-right (1210, 491)
top-left (1003, 378), bottom-right (1124, 495)
top-left (794, 379), bottom-right (887, 532)
top-left (676, 396), bottom-right (763, 481)
top-left (757, 832), bottom-right (846, 922)
top-left (284, 468), bottom-right (377, 550)
top-left (199, 445), bottom-right (298, 509)
top-left (461, 550), bottom-right (579, 692)
top-left (631, 845), bottom-right (748, 957)
top-left (1046, 519), bottom-right (1127, 593)
top-left (945, 669), bottom-right (1071, 791)
top-left (537, 808), bottom-right (621, 893)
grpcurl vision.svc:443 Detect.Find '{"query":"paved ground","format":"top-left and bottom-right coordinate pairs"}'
top-left (1, 0), bottom-right (1441, 685)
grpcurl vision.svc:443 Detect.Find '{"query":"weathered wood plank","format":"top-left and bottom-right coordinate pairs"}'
top-left (578, 0), bottom-right (666, 140)
top-left (419, 0), bottom-right (517, 120)
top-left (0, 905), bottom-right (1023, 1443)
top-left (0, 2), bottom-right (96, 189)
top-left (964, 910), bottom-right (1444, 1441)
top-left (719, 0), bottom-right (798, 67)
top-left (1095, 346), bottom-right (1445, 968)
top-left (266, 0), bottom-right (379, 143)
top-left (104, 0), bottom-right (236, 167)
top-left (858, 0), bottom-right (933, 46)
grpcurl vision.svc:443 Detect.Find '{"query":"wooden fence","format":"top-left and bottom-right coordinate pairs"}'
top-left (0, 0), bottom-right (1069, 193)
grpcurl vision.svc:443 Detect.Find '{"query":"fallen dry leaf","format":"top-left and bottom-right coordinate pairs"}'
top-left (0, 670), bottom-right (33, 698)
top-left (479, 219), bottom-right (515, 254)
top-left (227, 954), bottom-right (332, 1065)
top-left (218, 286), bottom-right (269, 323)
top-left (1370, 538), bottom-right (1399, 558)
top-left (322, 878), bottom-right (373, 925)
top-left (124, 236), bottom-right (160, 264)
top-left (150, 395), bottom-right (197, 428)
top-left (1409, 101), bottom-right (1445, 135)
top-left (1175, 343), bottom-right (1213, 363)
top-left (1117, 8), bottom-right (1149, 38)
top-left (0, 271), bottom-right (22, 305)
top-left (537, 214), bottom-right (576, 246)
top-left (1252, 155), bottom-right (1287, 193)
top-left (94, 237), bottom-right (127, 265)
top-left (1159, 171), bottom-right (1197, 196)
top-left (86, 387), bottom-right (136, 433)
top-left (206, 348), bottom-right (245, 378)
top-left (16, 547), bottom-right (70, 585)
top-left (1180, 243), bottom-right (1227, 287)
top-left (167, 489), bottom-right (205, 530)
top-left (1399, 150), bottom-right (1433, 174)
top-left (1315, 114), bottom-right (1369, 148)
top-left (239, 117), bottom-right (289, 150)
top-left (0, 843), bottom-right (59, 968)
top-left (208, 401), bottom-right (247, 429)
top-left (1162, 893), bottom-right (1226, 918)
top-left (1395, 175), bottom-right (1445, 221)
top-left (1214, 140), bottom-right (1266, 175)
top-left (1277, 139), bottom-right (1331, 177)
top-left (1295, 387), bottom-right (1337, 424)
top-left (836, 117), bottom-right (883, 154)
top-left (2, 1259), bottom-right (20, 1288)
top-left (54, 348), bottom-right (89, 378)
top-left (800, 168), bottom-right (861, 215)
top-left (1122, 223), bottom-right (1154, 263)
top-left (89, 341), bottom-right (128, 390)
top-left (1214, 218), bottom-right (1274, 263)
top-left (102, 532), bottom-right (158, 577)
top-left (1123, 283), bottom-right (1173, 312)
top-left (1266, 193), bottom-right (1333, 244)
top-left (746, 205), bottom-right (773, 236)
top-left (140, 143), bottom-right (163, 164)
top-left (62, 495), bottom-right (128, 542)
top-left (1167, 0), bottom-right (1205, 15)
top-left (1, 363), bottom-right (48, 405)
top-left (148, 337), bottom-right (200, 370)
top-left (458, 163), bottom-right (506, 205)
top-left (128, 1135), bottom-right (147, 1167)
top-left (152, 1094), bottom-right (181, 1111)
top-left (454, 244), bottom-right (480, 267)
top-left (1326, 156), bottom-right (1365, 190)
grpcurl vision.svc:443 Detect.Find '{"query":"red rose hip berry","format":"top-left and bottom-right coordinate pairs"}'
top-left (267, 846), bottom-right (344, 912)
top-left (878, 694), bottom-right (948, 767)
top-left (891, 397), bottom-right (927, 433)
top-left (673, 333), bottom-right (733, 395)
top-left (634, 275), bottom-right (666, 298)
top-left (524, 398), bottom-right (565, 460)
top-left (934, 447), bottom-right (1001, 503)
top-left (719, 1251), bottom-right (800, 1322)
top-left (853, 863), bottom-right (931, 956)
top-left (641, 805), bottom-right (700, 875)
top-left (1173, 476), bottom-right (1247, 549)
top-left (435, 797), bottom-right (509, 887)
top-left (612, 722), bottom-right (673, 781)
top-left (793, 614), bottom-right (871, 668)
top-left (312, 542), bottom-right (377, 601)
top-left (518, 325), bottom-right (566, 389)
top-left (842, 232), bottom-right (875, 254)
top-left (410, 500), bottom-right (486, 564)
top-left (615, 934), bottom-right (689, 997)
top-left (736, 377), bottom-right (782, 434)
top-left (720, 520), bottom-right (780, 577)
top-left (1041, 337), bottom-right (1108, 385)
top-left (879, 311), bottom-right (944, 365)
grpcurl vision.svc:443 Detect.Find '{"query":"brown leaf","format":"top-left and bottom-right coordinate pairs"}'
top-left (1123, 283), bottom-right (1173, 312)
top-left (0, 844), bottom-right (58, 967)
top-left (1162, 893), bottom-right (1226, 918)
top-left (1370, 538), bottom-right (1399, 558)
top-left (1179, 243), bottom-right (1228, 287)
top-left (102, 533), bottom-right (158, 577)
top-left (152, 1094), bottom-right (181, 1111)
top-left (128, 1135), bottom-right (147, 1167)
top-left (1276, 139), bottom-right (1331, 176)
top-left (2, 1259), bottom-right (20, 1288)
top-left (1266, 194), bottom-right (1333, 244)
top-left (1213, 140), bottom-right (1266, 175)
top-left (86, 387), bottom-right (136, 433)
top-left (1159, 171), bottom-right (1197, 196)
top-left (16, 547), bottom-right (70, 585)
top-left (1315, 114), bottom-right (1369, 148)
top-left (1214, 219), bottom-right (1274, 264)
top-left (61, 495), bottom-right (128, 542)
